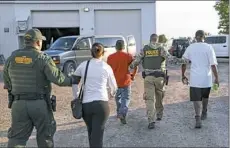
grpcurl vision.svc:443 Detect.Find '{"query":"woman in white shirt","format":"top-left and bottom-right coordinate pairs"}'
top-left (72, 43), bottom-right (117, 148)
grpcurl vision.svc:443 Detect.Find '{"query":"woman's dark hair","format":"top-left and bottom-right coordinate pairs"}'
top-left (91, 43), bottom-right (104, 58)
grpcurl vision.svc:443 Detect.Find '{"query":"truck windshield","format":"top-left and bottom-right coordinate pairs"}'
top-left (49, 37), bottom-right (77, 50)
top-left (95, 37), bottom-right (123, 48)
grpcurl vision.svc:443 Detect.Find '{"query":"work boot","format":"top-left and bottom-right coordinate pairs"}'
top-left (148, 122), bottom-right (155, 129)
top-left (201, 110), bottom-right (207, 120)
top-left (156, 117), bottom-right (162, 121)
top-left (195, 116), bottom-right (202, 128)
top-left (156, 114), bottom-right (162, 121)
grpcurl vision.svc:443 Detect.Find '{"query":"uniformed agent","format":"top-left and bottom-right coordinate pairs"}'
top-left (129, 33), bottom-right (181, 129)
top-left (3, 28), bottom-right (76, 148)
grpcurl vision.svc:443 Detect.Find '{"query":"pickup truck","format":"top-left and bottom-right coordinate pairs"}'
top-left (205, 35), bottom-right (229, 58)
top-left (44, 35), bottom-right (137, 76)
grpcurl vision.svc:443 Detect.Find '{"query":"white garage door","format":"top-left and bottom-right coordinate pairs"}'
top-left (31, 11), bottom-right (80, 28)
top-left (94, 10), bottom-right (142, 51)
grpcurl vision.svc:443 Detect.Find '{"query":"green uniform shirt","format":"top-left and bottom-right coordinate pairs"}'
top-left (3, 47), bottom-right (72, 93)
top-left (129, 43), bottom-right (189, 73)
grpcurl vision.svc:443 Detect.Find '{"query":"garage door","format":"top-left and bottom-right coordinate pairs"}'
top-left (31, 11), bottom-right (80, 28)
top-left (94, 10), bottom-right (142, 51)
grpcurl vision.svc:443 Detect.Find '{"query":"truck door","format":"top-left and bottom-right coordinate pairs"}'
top-left (126, 35), bottom-right (137, 56)
top-left (73, 36), bottom-right (94, 66)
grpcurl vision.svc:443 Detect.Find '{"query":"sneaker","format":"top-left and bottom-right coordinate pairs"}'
top-left (148, 122), bottom-right (155, 129)
top-left (118, 115), bottom-right (127, 124)
top-left (117, 114), bottom-right (122, 119)
top-left (120, 117), bottom-right (127, 124)
top-left (195, 116), bottom-right (202, 128)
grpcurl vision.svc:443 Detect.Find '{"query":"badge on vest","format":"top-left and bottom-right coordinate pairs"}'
top-left (145, 50), bottom-right (159, 57)
top-left (15, 56), bottom-right (32, 64)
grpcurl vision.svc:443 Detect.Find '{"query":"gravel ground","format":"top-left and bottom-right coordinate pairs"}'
top-left (0, 63), bottom-right (229, 147)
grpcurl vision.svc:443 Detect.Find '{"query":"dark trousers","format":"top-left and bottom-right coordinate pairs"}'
top-left (82, 101), bottom-right (110, 148)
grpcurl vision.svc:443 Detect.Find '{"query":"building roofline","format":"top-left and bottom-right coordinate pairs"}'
top-left (0, 0), bottom-right (155, 4)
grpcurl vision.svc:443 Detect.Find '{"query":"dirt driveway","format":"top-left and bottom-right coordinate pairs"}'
top-left (0, 63), bottom-right (228, 147)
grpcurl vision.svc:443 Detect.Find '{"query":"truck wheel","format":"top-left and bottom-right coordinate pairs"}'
top-left (64, 62), bottom-right (76, 77)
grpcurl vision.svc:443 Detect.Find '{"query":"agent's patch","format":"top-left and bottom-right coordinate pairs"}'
top-left (24, 34), bottom-right (32, 40)
top-left (15, 56), bottom-right (32, 64)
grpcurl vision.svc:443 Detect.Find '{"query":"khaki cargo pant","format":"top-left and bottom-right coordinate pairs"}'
top-left (144, 76), bottom-right (165, 123)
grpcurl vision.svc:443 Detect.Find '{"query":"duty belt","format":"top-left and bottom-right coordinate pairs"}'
top-left (14, 94), bottom-right (46, 100)
top-left (144, 70), bottom-right (166, 78)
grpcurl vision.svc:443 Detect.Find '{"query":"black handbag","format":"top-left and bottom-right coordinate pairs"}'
top-left (71, 60), bottom-right (90, 119)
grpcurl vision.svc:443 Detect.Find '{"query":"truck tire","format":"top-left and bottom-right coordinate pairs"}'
top-left (63, 62), bottom-right (76, 77)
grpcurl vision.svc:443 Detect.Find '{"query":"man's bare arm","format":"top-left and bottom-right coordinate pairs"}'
top-left (211, 65), bottom-right (219, 84)
top-left (132, 66), bottom-right (138, 76)
top-left (181, 64), bottom-right (186, 77)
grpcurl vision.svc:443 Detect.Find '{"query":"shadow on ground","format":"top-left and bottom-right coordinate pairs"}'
top-left (0, 96), bottom-right (228, 147)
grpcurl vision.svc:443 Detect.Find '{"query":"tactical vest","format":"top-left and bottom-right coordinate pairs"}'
top-left (142, 45), bottom-right (166, 71)
top-left (8, 48), bottom-right (50, 95)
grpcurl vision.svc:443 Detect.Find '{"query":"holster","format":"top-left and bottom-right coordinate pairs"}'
top-left (51, 95), bottom-right (56, 112)
top-left (8, 93), bottom-right (14, 109)
top-left (45, 95), bottom-right (56, 112)
top-left (142, 72), bottom-right (146, 79)
top-left (164, 70), bottom-right (169, 86)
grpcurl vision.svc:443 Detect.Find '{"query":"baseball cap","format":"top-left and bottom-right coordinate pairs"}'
top-left (24, 28), bottom-right (46, 41)
top-left (195, 30), bottom-right (205, 38)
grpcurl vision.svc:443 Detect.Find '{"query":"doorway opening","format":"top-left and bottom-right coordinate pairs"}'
top-left (36, 27), bottom-right (80, 51)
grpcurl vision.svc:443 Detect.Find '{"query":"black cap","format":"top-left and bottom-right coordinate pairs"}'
top-left (195, 30), bottom-right (205, 38)
top-left (24, 28), bottom-right (46, 41)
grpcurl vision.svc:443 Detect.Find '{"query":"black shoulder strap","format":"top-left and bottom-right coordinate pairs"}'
top-left (79, 60), bottom-right (90, 101)
top-left (83, 60), bottom-right (90, 85)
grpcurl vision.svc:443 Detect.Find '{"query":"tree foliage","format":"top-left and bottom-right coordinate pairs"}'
top-left (158, 34), bottom-right (168, 43)
top-left (214, 0), bottom-right (229, 34)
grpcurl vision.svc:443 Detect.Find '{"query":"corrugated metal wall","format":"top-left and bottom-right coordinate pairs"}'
top-left (0, 1), bottom-right (156, 58)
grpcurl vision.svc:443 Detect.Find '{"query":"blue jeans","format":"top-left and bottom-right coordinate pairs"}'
top-left (115, 85), bottom-right (131, 117)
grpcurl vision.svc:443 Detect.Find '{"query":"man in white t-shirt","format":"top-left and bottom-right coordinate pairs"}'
top-left (181, 30), bottom-right (219, 128)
